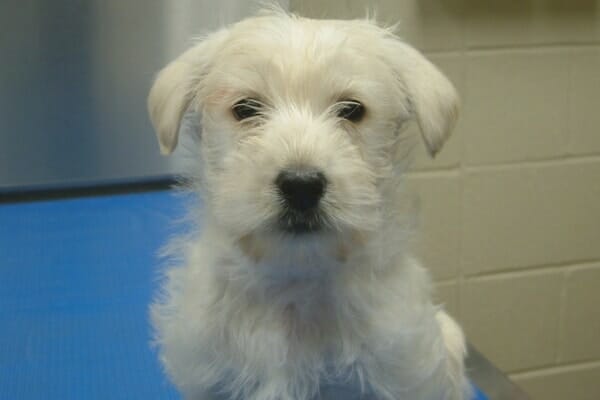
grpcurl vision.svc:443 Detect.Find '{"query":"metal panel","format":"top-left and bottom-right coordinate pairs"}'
top-left (0, 0), bottom-right (285, 191)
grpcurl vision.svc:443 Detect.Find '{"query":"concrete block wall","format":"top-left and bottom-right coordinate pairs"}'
top-left (290, 1), bottom-right (600, 399)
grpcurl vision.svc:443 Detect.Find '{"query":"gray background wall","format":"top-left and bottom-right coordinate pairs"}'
top-left (0, 0), bottom-right (288, 191)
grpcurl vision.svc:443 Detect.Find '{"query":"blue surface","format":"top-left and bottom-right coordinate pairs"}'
top-left (0, 191), bottom-right (487, 400)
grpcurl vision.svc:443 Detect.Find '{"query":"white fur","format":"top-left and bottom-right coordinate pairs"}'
top-left (149, 10), bottom-right (469, 400)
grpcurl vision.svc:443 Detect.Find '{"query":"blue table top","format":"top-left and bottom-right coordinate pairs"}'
top-left (0, 191), bottom-right (486, 400)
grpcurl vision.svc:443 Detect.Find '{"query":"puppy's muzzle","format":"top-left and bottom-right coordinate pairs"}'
top-left (275, 168), bottom-right (327, 234)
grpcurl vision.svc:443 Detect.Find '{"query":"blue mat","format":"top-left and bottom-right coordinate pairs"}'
top-left (0, 191), bottom-right (486, 400)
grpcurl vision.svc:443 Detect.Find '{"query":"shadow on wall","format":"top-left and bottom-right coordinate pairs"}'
top-left (293, 0), bottom-right (599, 50)
top-left (458, 0), bottom-right (599, 48)
top-left (459, 0), bottom-right (597, 16)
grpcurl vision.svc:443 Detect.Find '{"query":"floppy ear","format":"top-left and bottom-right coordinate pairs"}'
top-left (148, 29), bottom-right (228, 155)
top-left (390, 41), bottom-right (460, 157)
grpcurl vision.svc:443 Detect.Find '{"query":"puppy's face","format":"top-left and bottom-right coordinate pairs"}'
top-left (149, 13), bottom-right (458, 248)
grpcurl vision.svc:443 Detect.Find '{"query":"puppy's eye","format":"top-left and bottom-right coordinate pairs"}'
top-left (337, 100), bottom-right (365, 123)
top-left (232, 98), bottom-right (262, 121)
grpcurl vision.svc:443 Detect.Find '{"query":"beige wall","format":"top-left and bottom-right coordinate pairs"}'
top-left (290, 1), bottom-right (600, 399)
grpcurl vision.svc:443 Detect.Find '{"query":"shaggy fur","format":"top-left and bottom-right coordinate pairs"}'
top-left (148, 9), bottom-right (470, 400)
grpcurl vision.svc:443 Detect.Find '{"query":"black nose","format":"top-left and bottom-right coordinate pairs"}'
top-left (275, 169), bottom-right (327, 211)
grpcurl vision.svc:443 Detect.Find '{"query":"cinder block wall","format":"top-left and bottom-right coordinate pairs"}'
top-left (290, 1), bottom-right (600, 399)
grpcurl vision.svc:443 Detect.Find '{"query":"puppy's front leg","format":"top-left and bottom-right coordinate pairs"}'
top-left (436, 310), bottom-right (471, 400)
top-left (358, 308), bottom-right (469, 399)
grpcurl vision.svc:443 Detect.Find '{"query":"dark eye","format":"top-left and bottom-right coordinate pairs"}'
top-left (232, 98), bottom-right (262, 121)
top-left (337, 100), bottom-right (365, 123)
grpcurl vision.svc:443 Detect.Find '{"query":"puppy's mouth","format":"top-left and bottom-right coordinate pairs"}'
top-left (277, 209), bottom-right (327, 234)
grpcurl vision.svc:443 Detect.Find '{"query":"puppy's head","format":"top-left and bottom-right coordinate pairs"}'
top-left (148, 12), bottom-right (458, 247)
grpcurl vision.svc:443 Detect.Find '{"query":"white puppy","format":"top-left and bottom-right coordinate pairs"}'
top-left (148, 9), bottom-right (470, 400)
